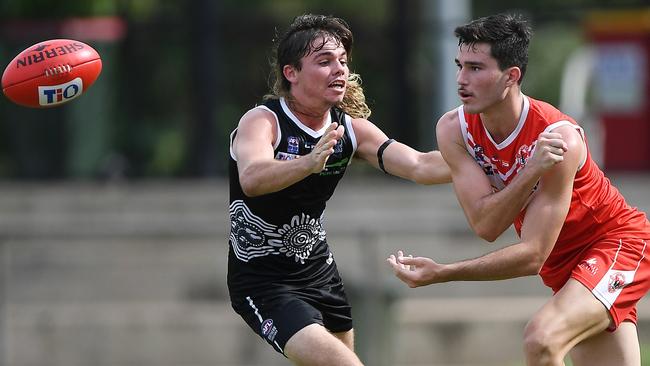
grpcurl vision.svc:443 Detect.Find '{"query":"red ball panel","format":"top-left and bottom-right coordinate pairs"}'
top-left (2, 39), bottom-right (102, 108)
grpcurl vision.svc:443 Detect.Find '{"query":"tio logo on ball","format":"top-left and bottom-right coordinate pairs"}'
top-left (38, 77), bottom-right (84, 106)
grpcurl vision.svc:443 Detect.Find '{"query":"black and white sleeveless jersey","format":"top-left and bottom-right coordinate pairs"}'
top-left (227, 97), bottom-right (357, 296)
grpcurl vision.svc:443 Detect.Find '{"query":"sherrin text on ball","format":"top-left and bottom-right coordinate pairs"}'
top-left (2, 39), bottom-right (102, 108)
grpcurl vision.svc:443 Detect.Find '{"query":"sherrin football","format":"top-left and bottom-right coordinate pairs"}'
top-left (2, 39), bottom-right (102, 108)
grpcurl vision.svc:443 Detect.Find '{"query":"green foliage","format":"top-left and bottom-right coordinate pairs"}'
top-left (147, 128), bottom-right (185, 176)
top-left (642, 343), bottom-right (650, 365)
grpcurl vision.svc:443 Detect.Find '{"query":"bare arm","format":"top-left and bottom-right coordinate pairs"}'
top-left (388, 125), bottom-right (583, 286)
top-left (352, 117), bottom-right (451, 184)
top-left (436, 110), bottom-right (567, 241)
top-left (234, 108), bottom-right (344, 197)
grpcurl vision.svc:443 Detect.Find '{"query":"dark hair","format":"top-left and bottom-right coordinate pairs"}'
top-left (454, 13), bottom-right (532, 84)
top-left (266, 14), bottom-right (370, 118)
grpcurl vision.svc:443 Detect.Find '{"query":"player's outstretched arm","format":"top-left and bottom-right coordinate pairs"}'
top-left (387, 125), bottom-right (583, 286)
top-left (351, 117), bottom-right (451, 184)
top-left (436, 110), bottom-right (567, 241)
top-left (234, 108), bottom-right (344, 197)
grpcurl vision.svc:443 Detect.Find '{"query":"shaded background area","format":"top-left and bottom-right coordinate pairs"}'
top-left (1, 0), bottom-right (650, 365)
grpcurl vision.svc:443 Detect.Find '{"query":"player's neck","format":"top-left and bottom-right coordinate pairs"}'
top-left (286, 96), bottom-right (330, 129)
top-left (480, 90), bottom-right (524, 144)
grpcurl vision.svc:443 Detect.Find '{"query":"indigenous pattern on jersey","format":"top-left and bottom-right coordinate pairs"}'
top-left (458, 94), bottom-right (650, 291)
top-left (228, 97), bottom-right (357, 296)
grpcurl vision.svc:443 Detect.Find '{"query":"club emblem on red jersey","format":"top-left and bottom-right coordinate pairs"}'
top-left (473, 145), bottom-right (494, 175)
top-left (608, 272), bottom-right (626, 293)
top-left (473, 145), bottom-right (485, 160)
top-left (516, 144), bottom-right (534, 167)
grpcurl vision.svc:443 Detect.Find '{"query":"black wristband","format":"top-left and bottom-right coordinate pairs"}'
top-left (377, 138), bottom-right (395, 174)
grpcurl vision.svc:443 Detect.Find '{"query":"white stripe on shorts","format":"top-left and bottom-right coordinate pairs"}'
top-left (592, 239), bottom-right (646, 309)
top-left (245, 296), bottom-right (284, 353)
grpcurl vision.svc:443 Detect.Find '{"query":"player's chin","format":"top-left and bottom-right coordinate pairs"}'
top-left (326, 88), bottom-right (345, 101)
top-left (461, 103), bottom-right (482, 115)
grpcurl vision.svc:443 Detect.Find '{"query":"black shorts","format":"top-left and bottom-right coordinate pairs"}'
top-left (229, 275), bottom-right (353, 355)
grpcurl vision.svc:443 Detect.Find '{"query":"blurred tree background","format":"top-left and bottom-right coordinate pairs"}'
top-left (0, 0), bottom-right (647, 179)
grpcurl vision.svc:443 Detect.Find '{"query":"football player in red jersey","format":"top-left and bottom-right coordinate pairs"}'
top-left (388, 13), bottom-right (650, 366)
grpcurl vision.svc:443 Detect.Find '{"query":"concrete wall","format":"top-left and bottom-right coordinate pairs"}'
top-left (1, 174), bottom-right (649, 366)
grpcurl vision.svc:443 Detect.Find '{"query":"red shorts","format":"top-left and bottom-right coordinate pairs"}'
top-left (543, 238), bottom-right (649, 330)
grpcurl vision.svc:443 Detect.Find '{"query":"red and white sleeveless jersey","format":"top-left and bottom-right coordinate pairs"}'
top-left (458, 95), bottom-right (650, 284)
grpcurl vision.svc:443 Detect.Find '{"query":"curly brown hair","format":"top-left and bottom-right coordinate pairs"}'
top-left (265, 14), bottom-right (371, 119)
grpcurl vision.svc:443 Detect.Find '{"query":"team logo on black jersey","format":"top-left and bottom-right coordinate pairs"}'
top-left (321, 157), bottom-right (349, 176)
top-left (276, 151), bottom-right (300, 161)
top-left (333, 139), bottom-right (343, 155)
top-left (287, 136), bottom-right (300, 154)
top-left (261, 319), bottom-right (278, 341)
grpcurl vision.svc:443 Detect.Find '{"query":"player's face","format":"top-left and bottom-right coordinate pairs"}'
top-left (289, 37), bottom-right (349, 106)
top-left (455, 42), bottom-right (510, 114)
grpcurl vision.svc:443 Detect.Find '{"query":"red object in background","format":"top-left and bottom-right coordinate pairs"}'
top-left (1, 16), bottom-right (127, 43)
top-left (1, 39), bottom-right (102, 108)
top-left (586, 9), bottom-right (650, 171)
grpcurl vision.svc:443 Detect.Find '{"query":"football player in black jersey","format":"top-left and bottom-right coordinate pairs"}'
top-left (228, 14), bottom-right (450, 365)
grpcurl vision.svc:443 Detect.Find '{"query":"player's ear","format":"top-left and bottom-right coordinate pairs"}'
top-left (283, 65), bottom-right (298, 83)
top-left (505, 66), bottom-right (521, 87)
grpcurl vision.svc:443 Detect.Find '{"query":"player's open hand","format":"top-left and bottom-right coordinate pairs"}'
top-left (530, 132), bottom-right (568, 171)
top-left (308, 122), bottom-right (345, 173)
top-left (387, 250), bottom-right (443, 288)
